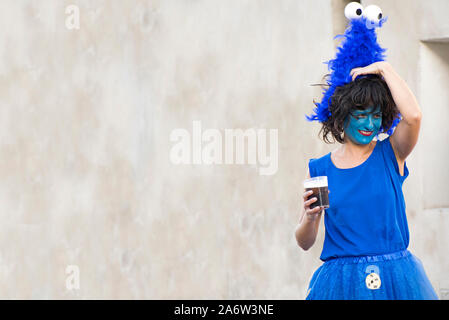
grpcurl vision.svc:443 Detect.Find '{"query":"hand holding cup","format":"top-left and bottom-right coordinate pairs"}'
top-left (302, 190), bottom-right (324, 221)
top-left (303, 176), bottom-right (330, 221)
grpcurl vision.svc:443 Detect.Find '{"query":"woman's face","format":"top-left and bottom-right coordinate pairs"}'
top-left (344, 106), bottom-right (382, 145)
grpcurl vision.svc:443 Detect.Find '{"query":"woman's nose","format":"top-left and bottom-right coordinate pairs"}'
top-left (364, 116), bottom-right (374, 129)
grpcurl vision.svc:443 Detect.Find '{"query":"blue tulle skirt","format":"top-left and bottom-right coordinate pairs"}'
top-left (306, 250), bottom-right (438, 300)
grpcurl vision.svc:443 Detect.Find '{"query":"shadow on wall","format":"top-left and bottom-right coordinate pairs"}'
top-left (419, 40), bottom-right (449, 209)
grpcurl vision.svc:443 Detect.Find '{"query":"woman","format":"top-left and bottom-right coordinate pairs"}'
top-left (295, 61), bottom-right (438, 300)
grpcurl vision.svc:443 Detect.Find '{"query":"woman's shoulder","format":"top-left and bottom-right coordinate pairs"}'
top-left (308, 151), bottom-right (332, 177)
top-left (309, 151), bottom-right (331, 163)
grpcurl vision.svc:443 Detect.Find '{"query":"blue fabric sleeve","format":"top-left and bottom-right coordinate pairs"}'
top-left (381, 137), bottom-right (409, 183)
top-left (308, 158), bottom-right (317, 178)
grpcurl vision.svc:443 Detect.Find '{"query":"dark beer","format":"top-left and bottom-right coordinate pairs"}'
top-left (304, 176), bottom-right (329, 209)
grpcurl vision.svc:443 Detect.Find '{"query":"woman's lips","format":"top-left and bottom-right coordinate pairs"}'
top-left (358, 130), bottom-right (373, 136)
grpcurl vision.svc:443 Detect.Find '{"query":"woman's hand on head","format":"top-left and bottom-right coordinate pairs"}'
top-left (350, 61), bottom-right (391, 81)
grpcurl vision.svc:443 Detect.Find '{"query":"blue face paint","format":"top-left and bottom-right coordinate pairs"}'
top-left (344, 106), bottom-right (382, 145)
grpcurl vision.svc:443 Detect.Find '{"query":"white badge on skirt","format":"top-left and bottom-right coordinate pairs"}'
top-left (365, 265), bottom-right (381, 290)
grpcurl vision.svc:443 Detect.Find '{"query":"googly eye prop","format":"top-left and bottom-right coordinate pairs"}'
top-left (345, 3), bottom-right (387, 28)
top-left (306, 2), bottom-right (400, 136)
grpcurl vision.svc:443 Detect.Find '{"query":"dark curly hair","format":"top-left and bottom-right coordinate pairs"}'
top-left (314, 74), bottom-right (399, 144)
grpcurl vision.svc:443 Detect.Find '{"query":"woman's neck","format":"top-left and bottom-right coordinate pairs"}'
top-left (340, 137), bottom-right (376, 159)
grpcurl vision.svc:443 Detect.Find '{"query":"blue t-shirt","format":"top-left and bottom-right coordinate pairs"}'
top-left (308, 136), bottom-right (410, 261)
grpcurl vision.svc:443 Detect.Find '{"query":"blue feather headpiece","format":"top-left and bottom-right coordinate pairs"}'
top-left (306, 2), bottom-right (401, 136)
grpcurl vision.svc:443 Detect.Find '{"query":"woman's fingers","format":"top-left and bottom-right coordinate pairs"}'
top-left (350, 68), bottom-right (361, 80)
top-left (306, 205), bottom-right (322, 215)
top-left (303, 190), bottom-right (313, 201)
top-left (309, 205), bottom-right (321, 212)
top-left (352, 71), bottom-right (360, 81)
top-left (302, 190), bottom-right (326, 213)
top-left (305, 197), bottom-right (317, 207)
top-left (350, 62), bottom-right (384, 80)
top-left (350, 67), bottom-right (359, 76)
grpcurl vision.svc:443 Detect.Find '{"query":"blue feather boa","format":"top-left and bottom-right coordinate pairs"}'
top-left (306, 17), bottom-right (401, 136)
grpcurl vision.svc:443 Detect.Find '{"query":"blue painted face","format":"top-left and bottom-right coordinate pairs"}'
top-left (344, 106), bottom-right (382, 145)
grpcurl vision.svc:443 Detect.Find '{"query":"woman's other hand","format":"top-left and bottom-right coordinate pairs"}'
top-left (350, 61), bottom-right (390, 81)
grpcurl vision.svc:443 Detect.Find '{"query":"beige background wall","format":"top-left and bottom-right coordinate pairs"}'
top-left (0, 0), bottom-right (447, 299)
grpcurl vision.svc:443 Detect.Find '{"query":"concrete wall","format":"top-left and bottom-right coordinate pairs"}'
top-left (0, 0), bottom-right (447, 299)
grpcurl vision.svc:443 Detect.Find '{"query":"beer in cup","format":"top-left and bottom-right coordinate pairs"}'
top-left (304, 176), bottom-right (329, 209)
